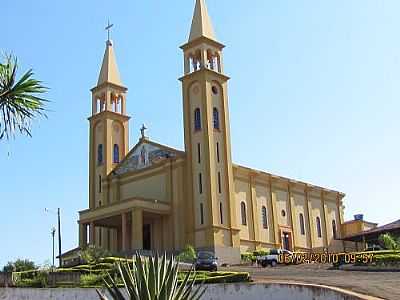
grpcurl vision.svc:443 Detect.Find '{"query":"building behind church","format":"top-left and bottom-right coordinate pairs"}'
top-left (77, 0), bottom-right (346, 264)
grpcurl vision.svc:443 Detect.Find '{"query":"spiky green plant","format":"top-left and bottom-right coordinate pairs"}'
top-left (379, 233), bottom-right (400, 250)
top-left (0, 54), bottom-right (48, 140)
top-left (96, 254), bottom-right (205, 300)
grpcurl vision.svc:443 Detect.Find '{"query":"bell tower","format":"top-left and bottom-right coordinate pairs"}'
top-left (89, 38), bottom-right (130, 211)
top-left (180, 0), bottom-right (240, 261)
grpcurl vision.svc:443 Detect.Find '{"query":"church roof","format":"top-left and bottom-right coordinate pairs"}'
top-left (188, 0), bottom-right (216, 42)
top-left (97, 40), bottom-right (123, 86)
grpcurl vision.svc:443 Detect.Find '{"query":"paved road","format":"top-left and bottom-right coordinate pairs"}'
top-left (222, 264), bottom-right (400, 300)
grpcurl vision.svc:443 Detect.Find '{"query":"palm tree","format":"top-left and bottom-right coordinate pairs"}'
top-left (97, 254), bottom-right (205, 300)
top-left (0, 54), bottom-right (48, 140)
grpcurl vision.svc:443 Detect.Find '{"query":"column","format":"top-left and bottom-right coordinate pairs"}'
top-left (79, 223), bottom-right (87, 248)
top-left (200, 49), bottom-right (208, 69)
top-left (122, 212), bottom-right (128, 252)
top-left (131, 208), bottom-right (143, 250)
top-left (89, 222), bottom-right (95, 245)
top-left (92, 94), bottom-right (97, 115)
top-left (218, 51), bottom-right (224, 73)
top-left (184, 55), bottom-right (190, 74)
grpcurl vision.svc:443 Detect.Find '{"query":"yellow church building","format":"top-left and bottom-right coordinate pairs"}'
top-left (78, 0), bottom-right (346, 264)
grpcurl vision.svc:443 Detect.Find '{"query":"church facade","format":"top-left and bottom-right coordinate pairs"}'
top-left (78, 0), bottom-right (346, 264)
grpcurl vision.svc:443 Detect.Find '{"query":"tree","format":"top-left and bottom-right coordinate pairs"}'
top-left (0, 54), bottom-right (48, 140)
top-left (80, 245), bottom-right (111, 265)
top-left (96, 254), bottom-right (205, 300)
top-left (2, 258), bottom-right (37, 273)
top-left (379, 233), bottom-right (400, 250)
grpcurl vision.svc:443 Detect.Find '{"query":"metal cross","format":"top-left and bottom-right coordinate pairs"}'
top-left (140, 124), bottom-right (148, 139)
top-left (105, 20), bottom-right (114, 41)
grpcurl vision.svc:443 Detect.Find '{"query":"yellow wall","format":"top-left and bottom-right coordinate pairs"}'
top-left (120, 173), bottom-right (167, 202)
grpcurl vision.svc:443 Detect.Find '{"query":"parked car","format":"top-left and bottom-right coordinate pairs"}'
top-left (195, 251), bottom-right (218, 271)
top-left (257, 249), bottom-right (293, 267)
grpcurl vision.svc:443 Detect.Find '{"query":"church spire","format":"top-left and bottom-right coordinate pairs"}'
top-left (97, 40), bottom-right (123, 86)
top-left (188, 0), bottom-right (216, 42)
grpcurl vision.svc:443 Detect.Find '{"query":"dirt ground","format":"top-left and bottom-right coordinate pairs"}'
top-left (222, 263), bottom-right (400, 300)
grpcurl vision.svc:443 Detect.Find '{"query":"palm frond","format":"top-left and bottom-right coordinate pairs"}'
top-left (0, 54), bottom-right (49, 140)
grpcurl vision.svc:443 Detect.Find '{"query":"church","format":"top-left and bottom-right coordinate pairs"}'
top-left (77, 0), bottom-right (346, 264)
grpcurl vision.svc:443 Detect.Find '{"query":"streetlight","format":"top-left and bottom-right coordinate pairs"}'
top-left (45, 208), bottom-right (62, 267)
top-left (51, 227), bottom-right (56, 269)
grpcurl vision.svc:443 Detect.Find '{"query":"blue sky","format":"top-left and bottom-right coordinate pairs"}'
top-left (1, 0), bottom-right (399, 266)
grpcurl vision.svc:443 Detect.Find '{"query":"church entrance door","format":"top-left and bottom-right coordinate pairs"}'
top-left (143, 224), bottom-right (151, 250)
top-left (282, 232), bottom-right (291, 251)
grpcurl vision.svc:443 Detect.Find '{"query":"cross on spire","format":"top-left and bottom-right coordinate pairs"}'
top-left (105, 20), bottom-right (114, 42)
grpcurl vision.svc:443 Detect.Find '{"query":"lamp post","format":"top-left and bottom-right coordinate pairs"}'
top-left (51, 227), bottom-right (56, 269)
top-left (45, 208), bottom-right (62, 267)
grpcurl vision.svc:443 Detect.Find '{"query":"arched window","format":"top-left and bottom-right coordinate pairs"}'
top-left (241, 202), bottom-right (247, 225)
top-left (262, 206), bottom-right (268, 229)
top-left (316, 217), bottom-right (322, 238)
top-left (213, 107), bottom-right (220, 130)
top-left (97, 144), bottom-right (103, 165)
top-left (194, 108), bottom-right (201, 131)
top-left (220, 202), bottom-right (223, 225)
top-left (299, 214), bottom-right (305, 235)
top-left (113, 144), bottom-right (120, 164)
top-left (332, 219), bottom-right (337, 239)
top-left (200, 203), bottom-right (204, 225)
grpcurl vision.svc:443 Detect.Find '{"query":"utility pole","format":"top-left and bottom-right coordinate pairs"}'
top-left (58, 208), bottom-right (62, 267)
top-left (51, 227), bottom-right (56, 269)
top-left (45, 208), bottom-right (63, 268)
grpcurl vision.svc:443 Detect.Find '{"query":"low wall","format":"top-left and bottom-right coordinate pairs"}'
top-left (0, 273), bottom-right (12, 287)
top-left (0, 282), bottom-right (382, 300)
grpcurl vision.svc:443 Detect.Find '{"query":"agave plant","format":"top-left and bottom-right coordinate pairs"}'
top-left (0, 54), bottom-right (48, 140)
top-left (97, 254), bottom-right (205, 300)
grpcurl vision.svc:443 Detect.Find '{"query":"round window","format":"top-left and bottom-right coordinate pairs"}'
top-left (281, 210), bottom-right (286, 217)
top-left (212, 86), bottom-right (218, 95)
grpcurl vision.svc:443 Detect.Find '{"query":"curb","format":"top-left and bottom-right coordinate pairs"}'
top-left (252, 280), bottom-right (385, 300)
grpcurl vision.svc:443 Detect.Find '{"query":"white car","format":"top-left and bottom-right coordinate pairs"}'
top-left (257, 249), bottom-right (293, 267)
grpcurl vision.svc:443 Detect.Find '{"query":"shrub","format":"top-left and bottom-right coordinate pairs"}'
top-left (80, 245), bottom-right (111, 266)
top-left (375, 254), bottom-right (400, 265)
top-left (253, 249), bottom-right (270, 257)
top-left (241, 252), bottom-right (256, 263)
top-left (80, 273), bottom-right (106, 287)
top-left (13, 271), bottom-right (48, 288)
top-left (177, 245), bottom-right (197, 263)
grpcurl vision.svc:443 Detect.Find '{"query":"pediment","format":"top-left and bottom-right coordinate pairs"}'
top-left (113, 139), bottom-right (184, 176)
